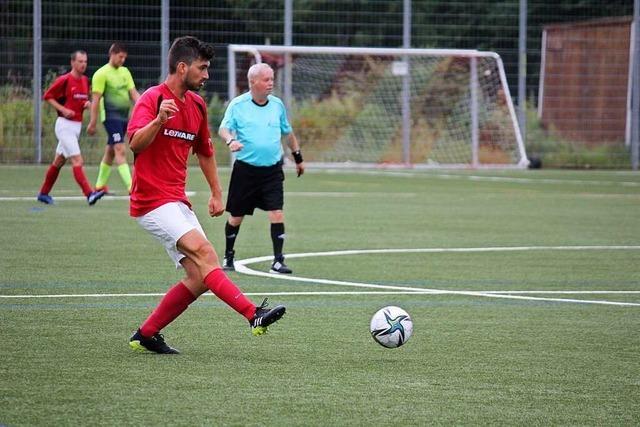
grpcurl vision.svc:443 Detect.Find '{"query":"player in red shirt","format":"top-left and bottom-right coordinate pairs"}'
top-left (36, 50), bottom-right (105, 205)
top-left (127, 36), bottom-right (286, 354)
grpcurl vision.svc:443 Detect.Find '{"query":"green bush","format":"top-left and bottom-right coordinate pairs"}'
top-left (289, 93), bottom-right (362, 161)
top-left (207, 93), bottom-right (232, 165)
top-left (525, 106), bottom-right (631, 169)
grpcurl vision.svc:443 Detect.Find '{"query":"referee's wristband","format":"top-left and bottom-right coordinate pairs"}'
top-left (292, 150), bottom-right (304, 164)
top-left (226, 138), bottom-right (237, 146)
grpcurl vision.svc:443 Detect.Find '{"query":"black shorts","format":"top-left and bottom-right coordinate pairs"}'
top-left (226, 160), bottom-right (285, 216)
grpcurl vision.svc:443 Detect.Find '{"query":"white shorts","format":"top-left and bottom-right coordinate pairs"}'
top-left (136, 201), bottom-right (206, 268)
top-left (54, 117), bottom-right (82, 158)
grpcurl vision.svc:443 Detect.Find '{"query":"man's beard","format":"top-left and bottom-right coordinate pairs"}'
top-left (185, 77), bottom-right (204, 91)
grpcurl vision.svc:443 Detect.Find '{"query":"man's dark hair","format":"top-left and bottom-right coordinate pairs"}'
top-left (70, 50), bottom-right (87, 61)
top-left (109, 42), bottom-right (127, 55)
top-left (168, 36), bottom-right (215, 74)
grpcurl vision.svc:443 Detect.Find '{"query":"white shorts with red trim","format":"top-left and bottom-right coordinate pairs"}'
top-left (136, 201), bottom-right (206, 268)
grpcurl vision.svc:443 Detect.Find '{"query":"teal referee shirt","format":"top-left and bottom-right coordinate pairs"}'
top-left (219, 92), bottom-right (292, 167)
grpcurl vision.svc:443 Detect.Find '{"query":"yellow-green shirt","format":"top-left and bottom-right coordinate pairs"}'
top-left (92, 63), bottom-right (136, 122)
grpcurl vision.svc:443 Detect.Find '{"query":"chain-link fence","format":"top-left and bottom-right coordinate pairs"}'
top-left (0, 0), bottom-right (636, 167)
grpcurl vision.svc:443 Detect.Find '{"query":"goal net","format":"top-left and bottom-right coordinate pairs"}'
top-left (227, 45), bottom-right (528, 168)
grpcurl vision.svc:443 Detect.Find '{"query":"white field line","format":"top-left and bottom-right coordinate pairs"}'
top-left (2, 246), bottom-right (639, 305)
top-left (316, 169), bottom-right (640, 187)
top-left (0, 191), bottom-right (195, 202)
top-left (285, 192), bottom-right (417, 197)
top-left (234, 246), bottom-right (640, 307)
top-left (2, 290), bottom-right (639, 300)
top-left (0, 291), bottom-right (433, 299)
top-left (0, 191), bottom-right (418, 202)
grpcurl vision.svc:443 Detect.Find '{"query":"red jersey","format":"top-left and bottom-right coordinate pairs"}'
top-left (127, 83), bottom-right (214, 217)
top-left (43, 73), bottom-right (90, 122)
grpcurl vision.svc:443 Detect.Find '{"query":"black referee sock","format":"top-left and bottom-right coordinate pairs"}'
top-left (271, 223), bottom-right (285, 261)
top-left (225, 222), bottom-right (240, 255)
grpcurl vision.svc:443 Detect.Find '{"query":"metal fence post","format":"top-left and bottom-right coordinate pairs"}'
top-left (161, 0), bottom-right (169, 82)
top-left (33, 0), bottom-right (42, 163)
top-left (283, 0), bottom-right (292, 111)
top-left (632, 0), bottom-right (640, 170)
top-left (401, 0), bottom-right (411, 165)
top-left (518, 0), bottom-right (527, 145)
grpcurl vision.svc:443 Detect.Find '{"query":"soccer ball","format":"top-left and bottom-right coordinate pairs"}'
top-left (370, 306), bottom-right (413, 348)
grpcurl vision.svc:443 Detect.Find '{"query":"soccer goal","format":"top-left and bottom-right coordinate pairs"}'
top-left (228, 44), bottom-right (529, 168)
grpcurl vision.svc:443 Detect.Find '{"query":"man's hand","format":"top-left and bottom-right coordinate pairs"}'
top-left (87, 121), bottom-right (97, 135)
top-left (228, 140), bottom-right (244, 152)
top-left (296, 161), bottom-right (305, 177)
top-left (62, 107), bottom-right (75, 119)
top-left (208, 194), bottom-right (225, 217)
top-left (157, 99), bottom-right (179, 124)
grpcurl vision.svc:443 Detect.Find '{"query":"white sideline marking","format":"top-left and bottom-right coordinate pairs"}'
top-left (0, 291), bottom-right (434, 299)
top-left (2, 290), bottom-right (639, 300)
top-left (319, 169), bottom-right (640, 187)
top-left (0, 191), bottom-right (195, 202)
top-left (285, 192), bottom-right (417, 197)
top-left (235, 246), bottom-right (640, 307)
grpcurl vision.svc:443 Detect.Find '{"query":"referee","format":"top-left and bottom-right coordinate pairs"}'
top-left (218, 63), bottom-right (305, 274)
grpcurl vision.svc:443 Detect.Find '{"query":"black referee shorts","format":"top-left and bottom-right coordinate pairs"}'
top-left (226, 159), bottom-right (285, 216)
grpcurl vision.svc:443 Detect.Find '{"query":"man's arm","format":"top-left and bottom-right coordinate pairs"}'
top-left (46, 98), bottom-right (74, 119)
top-left (219, 127), bottom-right (243, 152)
top-left (87, 92), bottom-right (102, 135)
top-left (197, 152), bottom-right (225, 217)
top-left (129, 99), bottom-right (178, 154)
top-left (129, 88), bottom-right (140, 103)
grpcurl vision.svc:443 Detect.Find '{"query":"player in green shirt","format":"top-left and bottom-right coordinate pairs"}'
top-left (87, 42), bottom-right (140, 194)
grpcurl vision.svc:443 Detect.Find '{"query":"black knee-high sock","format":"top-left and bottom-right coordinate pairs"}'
top-left (271, 223), bottom-right (285, 261)
top-left (225, 222), bottom-right (240, 255)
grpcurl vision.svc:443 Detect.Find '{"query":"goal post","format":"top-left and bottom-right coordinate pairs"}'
top-left (228, 44), bottom-right (529, 169)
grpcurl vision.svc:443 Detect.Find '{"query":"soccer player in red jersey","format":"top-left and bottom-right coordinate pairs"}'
top-left (37, 50), bottom-right (105, 205)
top-left (127, 36), bottom-right (286, 354)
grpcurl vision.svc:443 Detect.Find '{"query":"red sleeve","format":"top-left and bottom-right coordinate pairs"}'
top-left (127, 89), bottom-right (158, 139)
top-left (43, 75), bottom-right (67, 101)
top-left (193, 96), bottom-right (214, 157)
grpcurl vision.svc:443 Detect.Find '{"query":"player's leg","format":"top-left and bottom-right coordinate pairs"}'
top-left (129, 202), bottom-right (208, 354)
top-left (68, 154), bottom-right (105, 205)
top-left (223, 215), bottom-right (244, 271)
top-left (223, 161), bottom-right (258, 271)
top-left (95, 119), bottom-right (119, 191)
top-left (113, 127), bottom-right (132, 194)
top-left (177, 216), bottom-right (285, 335)
top-left (177, 228), bottom-right (256, 320)
top-left (130, 258), bottom-right (207, 354)
top-left (37, 153), bottom-right (65, 204)
top-left (37, 117), bottom-right (71, 204)
top-left (262, 164), bottom-right (291, 274)
top-left (95, 145), bottom-right (113, 192)
top-left (267, 209), bottom-right (291, 274)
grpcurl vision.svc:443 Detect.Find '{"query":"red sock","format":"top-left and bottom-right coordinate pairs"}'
top-left (139, 282), bottom-right (197, 337)
top-left (204, 268), bottom-right (256, 321)
top-left (72, 165), bottom-right (93, 197)
top-left (39, 165), bottom-right (60, 195)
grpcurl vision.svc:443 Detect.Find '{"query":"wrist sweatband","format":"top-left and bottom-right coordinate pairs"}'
top-left (292, 150), bottom-right (303, 164)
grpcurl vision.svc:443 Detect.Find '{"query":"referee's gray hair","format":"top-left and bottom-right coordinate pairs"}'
top-left (247, 63), bottom-right (273, 88)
